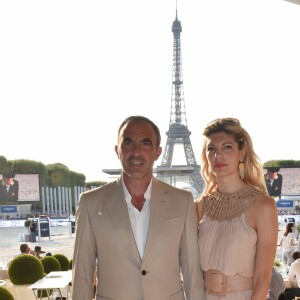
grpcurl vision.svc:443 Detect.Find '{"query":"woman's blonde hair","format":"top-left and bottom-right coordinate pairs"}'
top-left (200, 118), bottom-right (268, 195)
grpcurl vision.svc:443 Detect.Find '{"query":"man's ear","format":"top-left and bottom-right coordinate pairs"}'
top-left (114, 145), bottom-right (119, 158)
top-left (155, 146), bottom-right (162, 161)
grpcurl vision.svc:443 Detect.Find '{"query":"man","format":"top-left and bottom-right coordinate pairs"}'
top-left (72, 116), bottom-right (206, 300)
top-left (0, 173), bottom-right (19, 201)
top-left (8, 243), bottom-right (35, 265)
top-left (30, 219), bottom-right (37, 242)
top-left (264, 167), bottom-right (283, 198)
top-left (20, 243), bottom-right (35, 255)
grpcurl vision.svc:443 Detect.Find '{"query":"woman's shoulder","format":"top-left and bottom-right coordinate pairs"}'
top-left (250, 192), bottom-right (278, 224)
top-left (253, 192), bottom-right (276, 209)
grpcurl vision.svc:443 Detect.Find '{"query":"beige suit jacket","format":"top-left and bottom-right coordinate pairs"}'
top-left (72, 177), bottom-right (205, 300)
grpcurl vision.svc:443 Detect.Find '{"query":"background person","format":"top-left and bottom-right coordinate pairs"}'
top-left (264, 167), bottom-right (283, 198)
top-left (30, 219), bottom-right (37, 242)
top-left (34, 245), bottom-right (46, 259)
top-left (280, 223), bottom-right (297, 266)
top-left (287, 251), bottom-right (300, 287)
top-left (72, 115), bottom-right (206, 300)
top-left (268, 267), bottom-right (285, 300)
top-left (197, 117), bottom-right (278, 299)
top-left (20, 243), bottom-right (35, 255)
top-left (0, 173), bottom-right (19, 201)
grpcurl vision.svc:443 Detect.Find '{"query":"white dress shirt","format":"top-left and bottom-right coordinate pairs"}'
top-left (122, 178), bottom-right (152, 259)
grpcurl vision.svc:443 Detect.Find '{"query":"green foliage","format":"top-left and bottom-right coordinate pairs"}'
top-left (0, 156), bottom-right (14, 175)
top-left (0, 286), bottom-right (14, 300)
top-left (8, 254), bottom-right (44, 285)
top-left (263, 160), bottom-right (300, 168)
top-left (69, 259), bottom-right (72, 269)
top-left (70, 171), bottom-right (85, 187)
top-left (46, 163), bottom-right (86, 187)
top-left (46, 164), bottom-right (70, 187)
top-left (41, 256), bottom-right (61, 274)
top-left (24, 219), bottom-right (31, 228)
top-left (0, 155), bottom-right (86, 188)
top-left (297, 224), bottom-right (300, 233)
top-left (274, 259), bottom-right (281, 268)
top-left (12, 159), bottom-right (45, 174)
top-left (0, 154), bottom-right (88, 210)
top-left (52, 254), bottom-right (70, 271)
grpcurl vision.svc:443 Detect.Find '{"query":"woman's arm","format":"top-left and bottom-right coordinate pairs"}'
top-left (247, 195), bottom-right (278, 300)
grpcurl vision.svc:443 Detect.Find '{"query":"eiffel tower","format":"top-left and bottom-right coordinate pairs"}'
top-left (156, 7), bottom-right (204, 198)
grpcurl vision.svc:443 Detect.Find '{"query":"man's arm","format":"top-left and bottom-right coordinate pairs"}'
top-left (180, 192), bottom-right (206, 300)
top-left (72, 193), bottom-right (97, 300)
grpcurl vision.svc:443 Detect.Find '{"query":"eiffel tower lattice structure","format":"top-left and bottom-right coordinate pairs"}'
top-left (156, 8), bottom-right (204, 198)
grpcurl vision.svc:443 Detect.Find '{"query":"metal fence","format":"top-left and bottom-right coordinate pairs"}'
top-left (40, 186), bottom-right (89, 217)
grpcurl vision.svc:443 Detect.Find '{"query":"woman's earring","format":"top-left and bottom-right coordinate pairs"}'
top-left (239, 162), bottom-right (245, 180)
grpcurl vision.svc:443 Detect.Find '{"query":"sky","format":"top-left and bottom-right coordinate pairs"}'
top-left (1, 0), bottom-right (300, 182)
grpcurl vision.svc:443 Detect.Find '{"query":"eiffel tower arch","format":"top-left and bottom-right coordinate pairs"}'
top-left (156, 7), bottom-right (204, 198)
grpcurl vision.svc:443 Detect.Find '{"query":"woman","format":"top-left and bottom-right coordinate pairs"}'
top-left (197, 118), bottom-right (278, 299)
top-left (280, 223), bottom-right (296, 266)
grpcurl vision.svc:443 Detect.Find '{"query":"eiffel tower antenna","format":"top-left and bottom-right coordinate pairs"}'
top-left (156, 4), bottom-right (204, 197)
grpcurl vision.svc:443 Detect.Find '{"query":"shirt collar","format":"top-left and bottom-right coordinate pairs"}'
top-left (121, 176), bottom-right (153, 204)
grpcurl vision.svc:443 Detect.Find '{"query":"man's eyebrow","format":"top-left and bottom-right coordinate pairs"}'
top-left (141, 138), bottom-right (153, 144)
top-left (122, 137), bottom-right (133, 142)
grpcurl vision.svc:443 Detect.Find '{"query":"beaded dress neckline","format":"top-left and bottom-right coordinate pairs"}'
top-left (200, 185), bottom-right (261, 221)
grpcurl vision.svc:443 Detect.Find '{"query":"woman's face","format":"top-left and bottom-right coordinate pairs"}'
top-left (205, 131), bottom-right (245, 179)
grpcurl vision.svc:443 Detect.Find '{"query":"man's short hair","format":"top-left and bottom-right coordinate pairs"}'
top-left (118, 115), bottom-right (161, 147)
top-left (3, 172), bottom-right (15, 178)
top-left (293, 251), bottom-right (300, 261)
top-left (20, 243), bottom-right (29, 253)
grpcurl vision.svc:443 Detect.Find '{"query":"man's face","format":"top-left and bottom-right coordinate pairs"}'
top-left (115, 120), bottom-right (162, 181)
top-left (4, 177), bottom-right (14, 185)
top-left (268, 171), bottom-right (278, 179)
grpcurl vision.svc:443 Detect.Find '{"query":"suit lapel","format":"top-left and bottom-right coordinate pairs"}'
top-left (143, 179), bottom-right (170, 261)
top-left (104, 179), bottom-right (141, 264)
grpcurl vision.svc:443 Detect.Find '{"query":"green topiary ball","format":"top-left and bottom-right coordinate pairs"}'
top-left (41, 256), bottom-right (61, 274)
top-left (69, 259), bottom-right (72, 269)
top-left (0, 286), bottom-right (14, 300)
top-left (52, 254), bottom-right (70, 271)
top-left (8, 254), bottom-right (44, 285)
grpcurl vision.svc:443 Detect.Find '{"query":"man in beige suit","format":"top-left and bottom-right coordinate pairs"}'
top-left (72, 115), bottom-right (206, 300)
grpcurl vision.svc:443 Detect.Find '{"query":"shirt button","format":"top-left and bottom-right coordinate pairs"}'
top-left (141, 270), bottom-right (147, 276)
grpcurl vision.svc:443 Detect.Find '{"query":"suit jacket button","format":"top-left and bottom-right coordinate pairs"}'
top-left (141, 270), bottom-right (147, 276)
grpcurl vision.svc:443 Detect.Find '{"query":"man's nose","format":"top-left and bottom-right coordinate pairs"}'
top-left (130, 142), bottom-right (143, 151)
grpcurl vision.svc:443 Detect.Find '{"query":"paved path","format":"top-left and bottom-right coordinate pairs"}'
top-left (0, 222), bottom-right (292, 267)
top-left (0, 226), bottom-right (74, 266)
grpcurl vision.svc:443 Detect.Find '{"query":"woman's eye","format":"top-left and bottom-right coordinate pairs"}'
top-left (224, 145), bottom-right (232, 150)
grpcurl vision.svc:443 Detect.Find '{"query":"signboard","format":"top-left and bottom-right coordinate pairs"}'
top-left (0, 174), bottom-right (40, 202)
top-left (0, 205), bottom-right (17, 213)
top-left (276, 200), bottom-right (294, 209)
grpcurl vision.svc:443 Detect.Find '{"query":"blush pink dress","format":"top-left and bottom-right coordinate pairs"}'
top-left (198, 213), bottom-right (257, 299)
